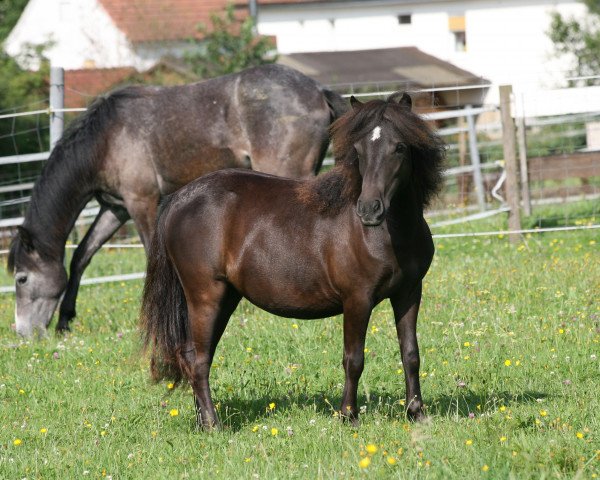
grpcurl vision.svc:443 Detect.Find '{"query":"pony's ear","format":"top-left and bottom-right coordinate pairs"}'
top-left (350, 95), bottom-right (363, 110)
top-left (17, 226), bottom-right (34, 253)
top-left (397, 92), bottom-right (412, 110)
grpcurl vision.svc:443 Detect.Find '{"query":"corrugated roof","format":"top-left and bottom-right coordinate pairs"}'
top-left (278, 47), bottom-right (488, 88)
top-left (97, 0), bottom-right (248, 43)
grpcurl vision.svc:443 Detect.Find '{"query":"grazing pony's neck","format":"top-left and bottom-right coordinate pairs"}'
top-left (16, 89), bottom-right (141, 262)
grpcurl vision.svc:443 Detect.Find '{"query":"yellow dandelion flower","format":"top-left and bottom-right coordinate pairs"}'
top-left (13, 439), bottom-right (22, 446)
top-left (100, 430), bottom-right (106, 436)
top-left (387, 457), bottom-right (397, 465)
top-left (366, 444), bottom-right (378, 454)
top-left (482, 465), bottom-right (490, 472)
top-left (252, 425), bottom-right (259, 432)
top-left (465, 439), bottom-right (473, 446)
top-left (504, 359), bottom-right (512, 367)
top-left (559, 329), bottom-right (564, 334)
top-left (151, 431), bottom-right (158, 438)
top-left (358, 457), bottom-right (371, 469)
top-left (499, 406), bottom-right (506, 412)
top-left (244, 457), bottom-right (251, 463)
top-left (540, 410), bottom-right (548, 417)
top-left (500, 436), bottom-right (507, 442)
top-left (464, 342), bottom-right (471, 347)
top-left (269, 402), bottom-right (276, 411)
top-left (576, 432), bottom-right (584, 439)
top-left (40, 428), bottom-right (47, 434)
top-left (270, 427), bottom-right (278, 436)
top-left (292, 324), bottom-right (298, 329)
top-left (167, 383), bottom-right (174, 390)
top-left (169, 409), bottom-right (179, 417)
top-left (18, 389), bottom-right (25, 395)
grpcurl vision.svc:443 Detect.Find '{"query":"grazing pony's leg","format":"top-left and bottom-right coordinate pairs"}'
top-left (180, 282), bottom-right (241, 429)
top-left (56, 205), bottom-right (130, 332)
top-left (391, 283), bottom-right (425, 421)
top-left (340, 297), bottom-right (372, 425)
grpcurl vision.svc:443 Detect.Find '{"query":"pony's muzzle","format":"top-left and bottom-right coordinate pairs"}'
top-left (356, 199), bottom-right (385, 226)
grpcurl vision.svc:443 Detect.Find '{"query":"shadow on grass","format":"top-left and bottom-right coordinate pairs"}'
top-left (180, 389), bottom-right (551, 432)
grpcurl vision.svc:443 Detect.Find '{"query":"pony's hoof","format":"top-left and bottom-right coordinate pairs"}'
top-left (55, 322), bottom-right (71, 335)
top-left (340, 412), bottom-right (360, 427)
top-left (407, 408), bottom-right (427, 422)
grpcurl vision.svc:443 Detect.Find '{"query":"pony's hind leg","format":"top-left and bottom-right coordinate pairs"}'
top-left (391, 283), bottom-right (425, 421)
top-left (180, 282), bottom-right (241, 430)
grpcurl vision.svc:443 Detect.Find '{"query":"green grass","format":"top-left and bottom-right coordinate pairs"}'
top-left (0, 212), bottom-right (598, 479)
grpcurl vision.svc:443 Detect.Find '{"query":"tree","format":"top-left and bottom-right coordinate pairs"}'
top-left (183, 3), bottom-right (276, 79)
top-left (549, 0), bottom-right (600, 84)
top-left (0, 0), bottom-right (29, 42)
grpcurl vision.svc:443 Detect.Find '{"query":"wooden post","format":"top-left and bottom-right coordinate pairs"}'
top-left (457, 115), bottom-right (470, 204)
top-left (516, 114), bottom-right (532, 216)
top-left (499, 85), bottom-right (521, 242)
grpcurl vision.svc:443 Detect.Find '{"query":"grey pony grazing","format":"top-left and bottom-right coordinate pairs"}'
top-left (7, 64), bottom-right (348, 338)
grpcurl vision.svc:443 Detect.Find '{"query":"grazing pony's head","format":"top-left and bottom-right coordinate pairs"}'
top-left (330, 92), bottom-right (445, 225)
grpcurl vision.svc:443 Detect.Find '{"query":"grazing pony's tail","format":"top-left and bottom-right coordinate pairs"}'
top-left (140, 197), bottom-right (189, 383)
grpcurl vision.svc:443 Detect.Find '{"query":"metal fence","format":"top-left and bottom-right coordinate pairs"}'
top-left (1, 69), bottom-right (599, 292)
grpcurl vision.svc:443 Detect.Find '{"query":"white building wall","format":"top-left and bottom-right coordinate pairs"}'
top-left (4, 0), bottom-right (152, 70)
top-left (257, 0), bottom-right (587, 96)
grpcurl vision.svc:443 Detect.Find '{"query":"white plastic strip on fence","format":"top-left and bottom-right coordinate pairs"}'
top-left (0, 151), bottom-right (49, 166)
top-left (430, 207), bottom-right (510, 228)
top-left (0, 272), bottom-right (146, 294)
top-left (432, 224), bottom-right (600, 239)
top-left (0, 223), bottom-right (597, 295)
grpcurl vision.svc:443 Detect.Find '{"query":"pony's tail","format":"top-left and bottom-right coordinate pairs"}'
top-left (140, 199), bottom-right (189, 383)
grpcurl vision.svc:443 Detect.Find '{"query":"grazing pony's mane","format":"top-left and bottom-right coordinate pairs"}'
top-left (296, 92), bottom-right (445, 213)
top-left (7, 87), bottom-right (145, 271)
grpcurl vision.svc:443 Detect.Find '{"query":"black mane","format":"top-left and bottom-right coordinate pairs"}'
top-left (8, 87), bottom-right (145, 268)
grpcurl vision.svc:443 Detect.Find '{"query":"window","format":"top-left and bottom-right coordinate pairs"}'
top-left (453, 31), bottom-right (466, 52)
top-left (448, 15), bottom-right (466, 51)
top-left (398, 14), bottom-right (412, 25)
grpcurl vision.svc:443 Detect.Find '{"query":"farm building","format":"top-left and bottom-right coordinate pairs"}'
top-left (3, 0), bottom-right (588, 105)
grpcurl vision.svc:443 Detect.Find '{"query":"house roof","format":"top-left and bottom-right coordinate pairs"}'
top-left (97, 0), bottom-right (248, 43)
top-left (278, 47), bottom-right (488, 89)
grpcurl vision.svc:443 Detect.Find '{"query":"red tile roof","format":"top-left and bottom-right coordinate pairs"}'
top-left (98, 0), bottom-right (250, 43)
top-left (64, 68), bottom-right (136, 108)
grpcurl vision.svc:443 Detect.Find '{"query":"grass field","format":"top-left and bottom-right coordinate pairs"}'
top-left (0, 206), bottom-right (598, 479)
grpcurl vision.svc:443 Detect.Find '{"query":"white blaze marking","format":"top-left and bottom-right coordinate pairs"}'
top-left (371, 126), bottom-right (381, 142)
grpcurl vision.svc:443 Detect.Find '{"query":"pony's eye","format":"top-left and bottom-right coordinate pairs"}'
top-left (395, 143), bottom-right (407, 154)
top-left (16, 274), bottom-right (28, 286)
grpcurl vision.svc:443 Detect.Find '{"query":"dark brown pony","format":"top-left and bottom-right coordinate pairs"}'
top-left (141, 92), bottom-right (445, 429)
top-left (8, 64), bottom-right (346, 338)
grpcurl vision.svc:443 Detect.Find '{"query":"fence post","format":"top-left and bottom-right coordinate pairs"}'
top-left (465, 106), bottom-right (486, 211)
top-left (49, 66), bottom-right (64, 149)
top-left (516, 114), bottom-right (532, 216)
top-left (499, 85), bottom-right (522, 242)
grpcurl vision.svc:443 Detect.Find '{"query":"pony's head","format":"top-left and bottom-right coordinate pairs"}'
top-left (331, 92), bottom-right (445, 226)
top-left (7, 227), bottom-right (67, 338)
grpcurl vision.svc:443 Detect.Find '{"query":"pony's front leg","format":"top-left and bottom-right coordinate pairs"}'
top-left (391, 283), bottom-right (425, 421)
top-left (57, 205), bottom-right (129, 332)
top-left (340, 297), bottom-right (372, 426)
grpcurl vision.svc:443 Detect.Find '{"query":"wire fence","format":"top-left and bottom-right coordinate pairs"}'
top-left (0, 72), bottom-right (598, 293)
